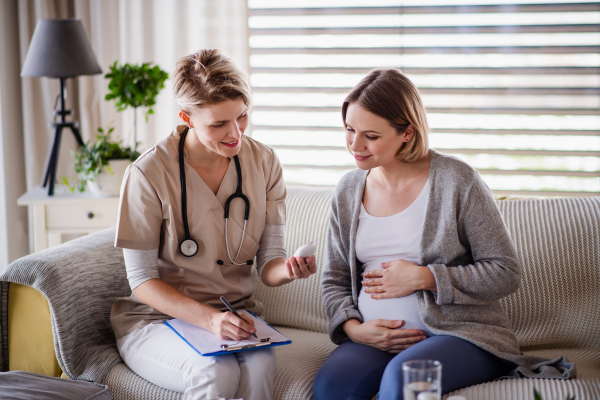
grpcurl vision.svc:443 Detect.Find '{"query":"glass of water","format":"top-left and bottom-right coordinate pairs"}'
top-left (402, 359), bottom-right (442, 400)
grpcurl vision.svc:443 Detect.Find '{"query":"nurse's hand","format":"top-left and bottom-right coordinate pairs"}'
top-left (260, 256), bottom-right (317, 286)
top-left (209, 311), bottom-right (257, 341)
top-left (286, 255), bottom-right (317, 280)
top-left (362, 259), bottom-right (437, 299)
top-left (343, 318), bottom-right (427, 354)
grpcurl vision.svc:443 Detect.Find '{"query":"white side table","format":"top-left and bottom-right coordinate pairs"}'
top-left (18, 186), bottom-right (120, 253)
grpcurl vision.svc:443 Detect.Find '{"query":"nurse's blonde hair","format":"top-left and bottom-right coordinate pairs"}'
top-left (342, 68), bottom-right (429, 163)
top-left (173, 49), bottom-right (251, 111)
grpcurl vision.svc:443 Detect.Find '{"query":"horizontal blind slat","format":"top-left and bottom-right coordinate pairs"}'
top-left (250, 46), bottom-right (600, 54)
top-left (269, 145), bottom-right (600, 157)
top-left (251, 25), bottom-right (600, 35)
top-left (253, 125), bottom-right (600, 136)
top-left (250, 4), bottom-right (600, 16)
top-left (253, 87), bottom-right (599, 95)
top-left (281, 164), bottom-right (598, 177)
top-left (251, 67), bottom-right (600, 74)
top-left (253, 105), bottom-right (599, 115)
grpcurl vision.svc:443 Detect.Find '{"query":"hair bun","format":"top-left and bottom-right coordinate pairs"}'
top-left (173, 49), bottom-right (251, 110)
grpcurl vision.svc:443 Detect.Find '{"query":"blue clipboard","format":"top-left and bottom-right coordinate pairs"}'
top-left (165, 310), bottom-right (292, 356)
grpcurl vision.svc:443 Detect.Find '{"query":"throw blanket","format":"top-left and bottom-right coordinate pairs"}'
top-left (0, 228), bottom-right (129, 383)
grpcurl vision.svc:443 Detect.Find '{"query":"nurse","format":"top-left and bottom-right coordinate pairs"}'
top-left (110, 49), bottom-right (317, 400)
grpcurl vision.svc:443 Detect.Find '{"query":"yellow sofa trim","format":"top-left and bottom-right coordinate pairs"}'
top-left (8, 282), bottom-right (62, 377)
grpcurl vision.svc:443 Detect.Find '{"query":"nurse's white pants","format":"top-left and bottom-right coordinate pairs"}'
top-left (116, 321), bottom-right (275, 400)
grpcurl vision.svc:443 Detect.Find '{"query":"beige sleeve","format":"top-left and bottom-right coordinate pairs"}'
top-left (114, 164), bottom-right (163, 250)
top-left (265, 149), bottom-right (286, 225)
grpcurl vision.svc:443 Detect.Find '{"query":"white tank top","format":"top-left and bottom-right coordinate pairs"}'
top-left (356, 179), bottom-right (433, 336)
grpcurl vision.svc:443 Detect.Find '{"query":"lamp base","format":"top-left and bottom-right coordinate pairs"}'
top-left (42, 120), bottom-right (84, 196)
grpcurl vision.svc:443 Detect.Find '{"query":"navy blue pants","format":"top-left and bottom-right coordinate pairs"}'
top-left (313, 335), bottom-right (513, 400)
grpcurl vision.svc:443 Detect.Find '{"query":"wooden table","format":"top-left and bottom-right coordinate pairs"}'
top-left (18, 186), bottom-right (120, 252)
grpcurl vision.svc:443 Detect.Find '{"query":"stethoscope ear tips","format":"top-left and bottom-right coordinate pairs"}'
top-left (217, 260), bottom-right (224, 265)
top-left (246, 260), bottom-right (253, 265)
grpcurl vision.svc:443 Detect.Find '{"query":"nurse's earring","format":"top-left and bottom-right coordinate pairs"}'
top-left (179, 110), bottom-right (193, 129)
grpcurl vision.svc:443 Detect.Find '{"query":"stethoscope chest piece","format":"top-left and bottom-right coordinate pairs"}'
top-left (180, 238), bottom-right (198, 257)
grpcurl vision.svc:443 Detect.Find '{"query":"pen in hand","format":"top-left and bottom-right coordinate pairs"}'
top-left (220, 296), bottom-right (258, 338)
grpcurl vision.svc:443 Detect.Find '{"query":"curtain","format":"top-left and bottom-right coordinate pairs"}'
top-left (0, 0), bottom-right (248, 267)
top-left (0, 0), bottom-right (29, 270)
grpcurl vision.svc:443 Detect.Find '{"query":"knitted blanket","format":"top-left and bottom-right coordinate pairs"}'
top-left (0, 227), bottom-right (129, 383)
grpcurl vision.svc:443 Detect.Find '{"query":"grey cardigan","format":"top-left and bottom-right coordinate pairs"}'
top-left (321, 149), bottom-right (575, 379)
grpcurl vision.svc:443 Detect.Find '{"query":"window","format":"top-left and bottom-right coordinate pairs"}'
top-left (248, 0), bottom-right (600, 196)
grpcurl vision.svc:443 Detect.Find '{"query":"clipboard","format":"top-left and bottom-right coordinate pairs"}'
top-left (164, 310), bottom-right (292, 356)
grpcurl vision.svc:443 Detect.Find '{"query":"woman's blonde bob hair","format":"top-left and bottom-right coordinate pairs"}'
top-left (342, 68), bottom-right (429, 163)
top-left (172, 49), bottom-right (251, 111)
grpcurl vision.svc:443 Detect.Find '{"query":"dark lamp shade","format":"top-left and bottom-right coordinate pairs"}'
top-left (21, 19), bottom-right (102, 78)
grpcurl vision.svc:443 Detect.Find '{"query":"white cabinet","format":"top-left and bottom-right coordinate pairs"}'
top-left (18, 186), bottom-right (119, 252)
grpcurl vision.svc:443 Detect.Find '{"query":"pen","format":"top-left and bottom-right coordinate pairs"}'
top-left (220, 296), bottom-right (257, 338)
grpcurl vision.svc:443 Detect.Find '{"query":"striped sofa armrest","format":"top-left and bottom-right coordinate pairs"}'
top-left (0, 227), bottom-right (130, 383)
top-left (497, 196), bottom-right (600, 350)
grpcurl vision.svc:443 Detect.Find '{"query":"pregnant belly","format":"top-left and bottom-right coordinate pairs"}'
top-left (358, 260), bottom-right (432, 335)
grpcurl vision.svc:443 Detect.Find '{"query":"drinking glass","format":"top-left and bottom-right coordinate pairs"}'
top-left (402, 359), bottom-right (442, 400)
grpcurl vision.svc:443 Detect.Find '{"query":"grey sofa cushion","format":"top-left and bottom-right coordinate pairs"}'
top-left (0, 371), bottom-right (112, 399)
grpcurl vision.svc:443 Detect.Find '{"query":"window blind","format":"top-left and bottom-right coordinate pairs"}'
top-left (248, 0), bottom-right (600, 196)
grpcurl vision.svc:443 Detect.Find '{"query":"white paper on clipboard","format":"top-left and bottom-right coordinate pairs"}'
top-left (165, 311), bottom-right (290, 356)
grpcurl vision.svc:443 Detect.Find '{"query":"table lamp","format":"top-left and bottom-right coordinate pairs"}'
top-left (21, 19), bottom-right (102, 196)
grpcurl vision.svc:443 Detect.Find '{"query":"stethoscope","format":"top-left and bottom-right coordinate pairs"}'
top-left (178, 127), bottom-right (253, 266)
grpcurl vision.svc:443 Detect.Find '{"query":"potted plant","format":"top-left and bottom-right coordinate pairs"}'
top-left (62, 126), bottom-right (140, 196)
top-left (104, 61), bottom-right (169, 152)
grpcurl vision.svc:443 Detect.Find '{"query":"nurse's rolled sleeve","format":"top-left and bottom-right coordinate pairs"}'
top-left (115, 164), bottom-right (163, 250)
top-left (123, 248), bottom-right (160, 290)
top-left (265, 149), bottom-right (286, 225)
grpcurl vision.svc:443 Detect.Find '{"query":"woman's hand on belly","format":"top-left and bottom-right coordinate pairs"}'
top-left (362, 259), bottom-right (437, 299)
top-left (343, 319), bottom-right (427, 354)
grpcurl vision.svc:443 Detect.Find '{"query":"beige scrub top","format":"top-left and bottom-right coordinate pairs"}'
top-left (110, 125), bottom-right (286, 339)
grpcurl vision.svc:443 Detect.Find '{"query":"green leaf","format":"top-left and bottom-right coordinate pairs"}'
top-left (60, 177), bottom-right (76, 194)
top-left (104, 61), bottom-right (169, 113)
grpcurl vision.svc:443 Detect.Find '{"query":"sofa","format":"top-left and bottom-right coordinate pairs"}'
top-left (1, 187), bottom-right (599, 400)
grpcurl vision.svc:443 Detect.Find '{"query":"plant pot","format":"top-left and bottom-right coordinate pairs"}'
top-left (86, 159), bottom-right (131, 196)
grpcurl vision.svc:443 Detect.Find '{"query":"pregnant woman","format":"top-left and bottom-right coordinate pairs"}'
top-left (314, 68), bottom-right (575, 400)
